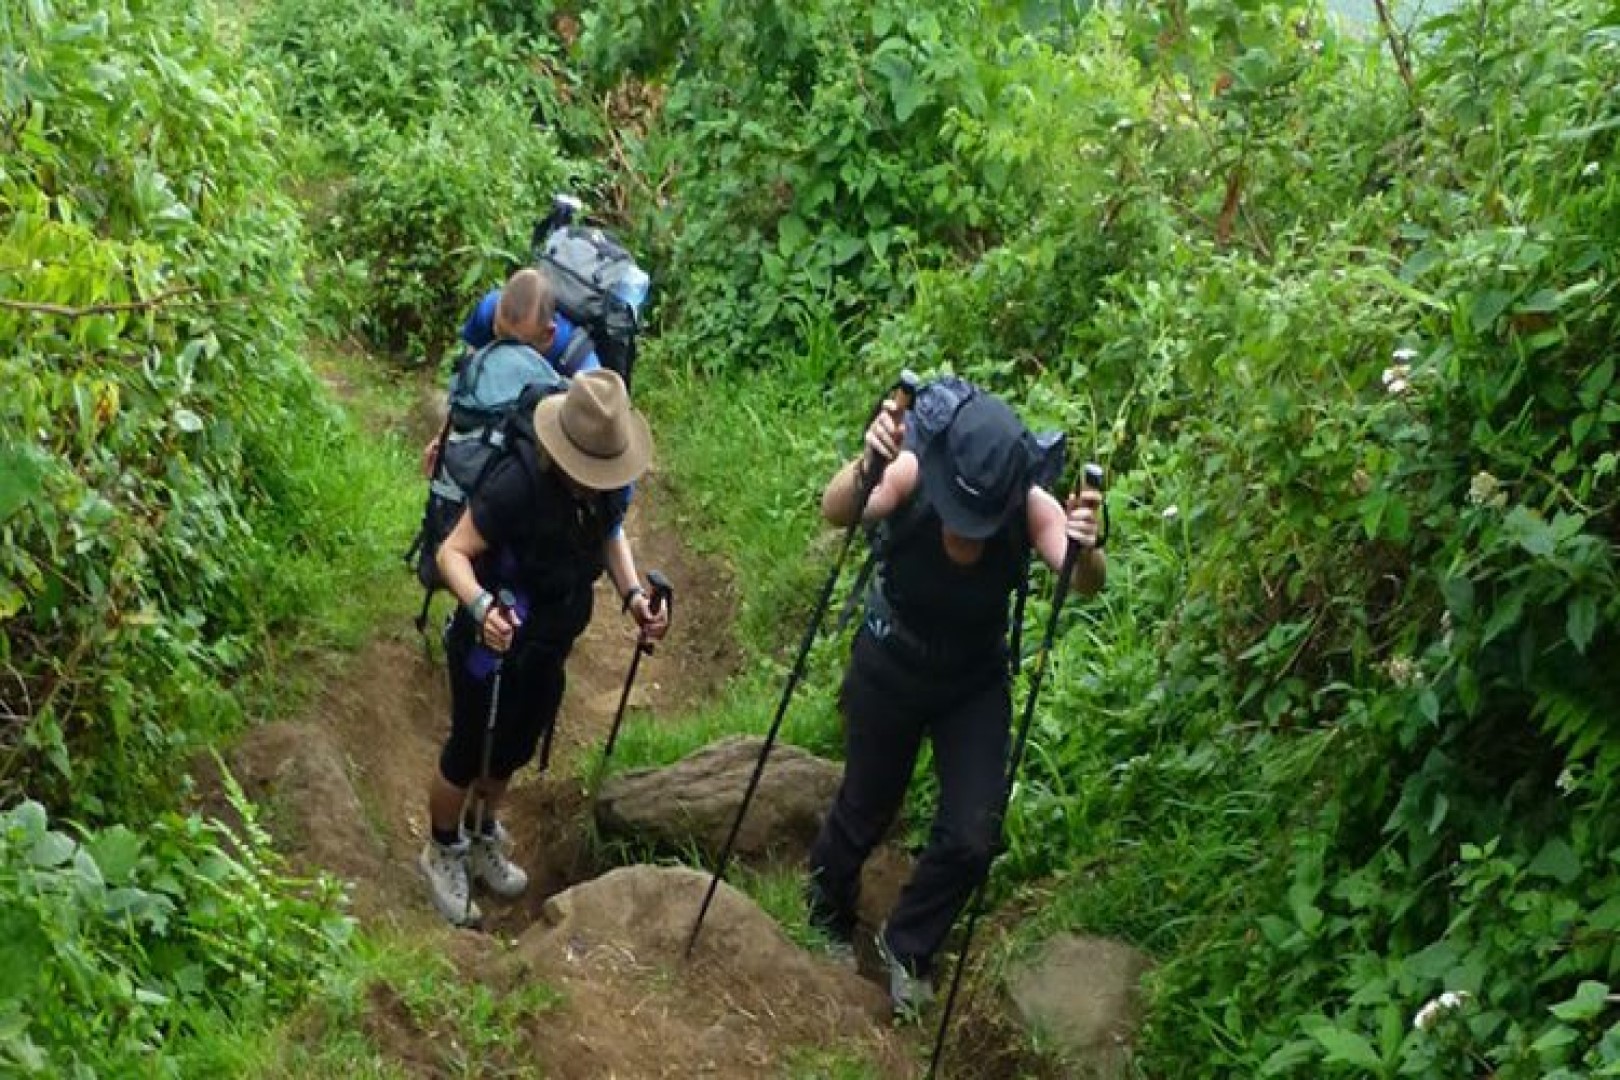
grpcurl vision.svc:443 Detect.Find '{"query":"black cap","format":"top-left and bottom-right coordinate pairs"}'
top-left (919, 393), bottom-right (1030, 539)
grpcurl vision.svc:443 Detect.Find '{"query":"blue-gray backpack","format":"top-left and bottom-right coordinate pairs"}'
top-left (405, 339), bottom-right (568, 632)
top-left (531, 206), bottom-right (649, 391)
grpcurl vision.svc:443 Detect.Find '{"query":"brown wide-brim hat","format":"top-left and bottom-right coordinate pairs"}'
top-left (533, 369), bottom-right (652, 491)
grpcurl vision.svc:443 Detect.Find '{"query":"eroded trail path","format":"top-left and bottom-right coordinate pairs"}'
top-left (215, 465), bottom-right (915, 1077)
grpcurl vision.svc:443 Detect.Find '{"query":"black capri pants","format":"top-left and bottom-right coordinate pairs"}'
top-left (439, 613), bottom-right (570, 788)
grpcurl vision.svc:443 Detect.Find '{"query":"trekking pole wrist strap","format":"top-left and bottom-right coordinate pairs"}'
top-left (465, 589), bottom-right (495, 626)
top-left (621, 584), bottom-right (645, 614)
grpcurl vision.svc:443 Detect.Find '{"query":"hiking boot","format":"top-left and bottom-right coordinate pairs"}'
top-left (468, 821), bottom-right (529, 899)
top-left (419, 837), bottom-right (481, 927)
top-left (806, 876), bottom-right (857, 946)
top-left (876, 923), bottom-right (934, 1020)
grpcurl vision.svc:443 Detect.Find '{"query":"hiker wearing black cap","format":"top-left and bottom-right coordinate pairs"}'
top-left (420, 369), bottom-right (668, 926)
top-left (806, 388), bottom-right (1105, 1014)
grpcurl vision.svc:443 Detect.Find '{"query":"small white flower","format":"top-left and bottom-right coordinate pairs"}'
top-left (1162, 505), bottom-right (1180, 522)
top-left (1381, 656), bottom-right (1421, 688)
top-left (1114, 118), bottom-right (1134, 132)
top-left (1583, 161), bottom-right (1601, 178)
top-left (1392, 346), bottom-right (1419, 363)
top-left (1387, 378), bottom-right (1409, 396)
top-left (1467, 471), bottom-right (1502, 508)
top-left (1413, 991), bottom-right (1473, 1031)
top-left (1382, 363), bottom-right (1412, 390)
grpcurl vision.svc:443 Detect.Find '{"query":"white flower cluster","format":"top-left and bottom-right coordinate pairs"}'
top-left (1413, 991), bottom-right (1473, 1031)
top-left (1380, 655), bottom-right (1421, 688)
top-left (1382, 347), bottom-right (1419, 396)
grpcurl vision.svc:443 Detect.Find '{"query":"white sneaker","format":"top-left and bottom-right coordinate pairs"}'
top-left (419, 838), bottom-right (481, 926)
top-left (877, 924), bottom-right (934, 1020)
top-left (468, 821), bottom-right (529, 899)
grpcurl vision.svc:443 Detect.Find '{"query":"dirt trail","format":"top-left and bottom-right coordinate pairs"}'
top-left (217, 461), bottom-right (920, 1076)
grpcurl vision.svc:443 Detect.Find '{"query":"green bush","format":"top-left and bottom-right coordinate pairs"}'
top-left (0, 0), bottom-right (338, 813)
top-left (0, 792), bottom-right (350, 1076)
top-left (250, 0), bottom-right (595, 361)
top-left (322, 92), bottom-right (576, 360)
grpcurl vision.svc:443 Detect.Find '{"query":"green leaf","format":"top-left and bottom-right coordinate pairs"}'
top-left (1516, 288), bottom-right (1563, 313)
top-left (1469, 289), bottom-right (1513, 332)
top-left (1503, 506), bottom-right (1558, 558)
top-left (777, 214), bottom-right (810, 256)
top-left (1260, 1038), bottom-right (1318, 1075)
top-left (1311, 1025), bottom-right (1382, 1068)
top-left (0, 446), bottom-right (46, 524)
top-left (29, 830), bottom-right (75, 868)
top-left (1532, 1023), bottom-right (1580, 1054)
top-left (1527, 838), bottom-right (1581, 885)
top-left (173, 408), bottom-right (204, 434)
top-left (1580, 358), bottom-right (1615, 408)
top-left (0, 907), bottom-right (48, 1002)
top-left (85, 826), bottom-right (143, 885)
top-left (1567, 594), bottom-right (1599, 654)
top-left (1550, 980), bottom-right (1610, 1023)
top-left (6, 800), bottom-right (48, 842)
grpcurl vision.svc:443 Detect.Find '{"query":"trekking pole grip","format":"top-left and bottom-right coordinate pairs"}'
top-left (644, 570), bottom-right (673, 654)
top-left (858, 369), bottom-right (920, 498)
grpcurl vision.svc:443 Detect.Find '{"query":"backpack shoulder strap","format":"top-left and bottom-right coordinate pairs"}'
top-left (559, 329), bottom-right (596, 376)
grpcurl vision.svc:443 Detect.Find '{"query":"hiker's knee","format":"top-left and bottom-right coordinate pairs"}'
top-left (490, 720), bottom-right (547, 777)
top-left (937, 823), bottom-right (998, 884)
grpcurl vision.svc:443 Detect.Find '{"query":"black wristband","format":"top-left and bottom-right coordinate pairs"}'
top-left (621, 585), bottom-right (645, 614)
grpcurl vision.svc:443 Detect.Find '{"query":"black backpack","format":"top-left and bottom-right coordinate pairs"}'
top-left (531, 202), bottom-right (650, 391)
top-left (404, 341), bottom-right (567, 632)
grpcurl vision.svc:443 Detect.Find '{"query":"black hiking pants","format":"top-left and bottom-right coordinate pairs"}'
top-left (808, 628), bottom-right (1011, 975)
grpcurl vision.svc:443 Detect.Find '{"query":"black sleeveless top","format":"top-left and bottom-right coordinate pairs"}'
top-left (864, 494), bottom-right (1026, 670)
top-left (467, 443), bottom-right (626, 651)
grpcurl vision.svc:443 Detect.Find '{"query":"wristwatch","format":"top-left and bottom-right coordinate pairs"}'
top-left (465, 589), bottom-right (495, 626)
top-left (621, 584), bottom-right (645, 614)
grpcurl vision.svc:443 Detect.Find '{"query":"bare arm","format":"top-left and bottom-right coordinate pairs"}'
top-left (821, 400), bottom-right (917, 526)
top-left (438, 510), bottom-right (519, 651)
top-left (1026, 486), bottom-right (1106, 596)
top-left (603, 529), bottom-right (669, 640)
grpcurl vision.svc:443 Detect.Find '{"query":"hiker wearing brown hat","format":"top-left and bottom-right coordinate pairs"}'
top-left (806, 386), bottom-right (1105, 1015)
top-left (420, 370), bottom-right (667, 926)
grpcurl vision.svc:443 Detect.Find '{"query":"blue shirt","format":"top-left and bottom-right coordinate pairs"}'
top-left (461, 288), bottom-right (600, 375)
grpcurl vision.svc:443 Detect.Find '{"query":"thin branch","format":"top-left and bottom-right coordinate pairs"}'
top-left (1373, 0), bottom-right (1420, 108)
top-left (0, 285), bottom-right (204, 320)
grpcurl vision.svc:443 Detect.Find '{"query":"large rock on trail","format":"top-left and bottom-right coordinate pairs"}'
top-left (594, 736), bottom-right (842, 861)
top-left (507, 864), bottom-right (907, 1078)
top-left (1005, 933), bottom-right (1153, 1078)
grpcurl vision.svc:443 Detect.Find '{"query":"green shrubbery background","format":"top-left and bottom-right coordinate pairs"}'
top-left (3, 0), bottom-right (1618, 1074)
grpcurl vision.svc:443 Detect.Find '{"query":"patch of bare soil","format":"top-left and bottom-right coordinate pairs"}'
top-left (506, 865), bottom-right (911, 1078)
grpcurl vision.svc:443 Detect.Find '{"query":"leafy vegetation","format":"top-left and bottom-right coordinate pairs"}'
top-left (8, 0), bottom-right (1620, 1074)
top-left (585, 0), bottom-right (1620, 1074)
top-left (247, 0), bottom-right (596, 361)
top-left (0, 783), bottom-right (349, 1076)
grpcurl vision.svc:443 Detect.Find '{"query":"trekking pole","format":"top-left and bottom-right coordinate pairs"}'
top-left (602, 571), bottom-right (674, 765)
top-left (685, 370), bottom-right (920, 958)
top-left (465, 587), bottom-right (517, 926)
top-left (927, 463), bottom-right (1107, 1079)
